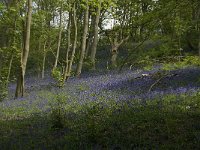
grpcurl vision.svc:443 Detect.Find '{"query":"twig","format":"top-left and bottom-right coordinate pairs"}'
top-left (148, 74), bottom-right (167, 93)
top-left (148, 73), bottom-right (178, 93)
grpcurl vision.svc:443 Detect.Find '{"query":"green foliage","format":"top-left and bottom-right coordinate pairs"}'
top-left (50, 94), bottom-right (67, 129)
top-left (137, 56), bottom-right (154, 71)
top-left (1, 91), bottom-right (200, 148)
top-left (51, 68), bottom-right (64, 87)
top-left (83, 58), bottom-right (94, 70)
top-left (174, 16), bottom-right (190, 37)
top-left (162, 56), bottom-right (200, 71)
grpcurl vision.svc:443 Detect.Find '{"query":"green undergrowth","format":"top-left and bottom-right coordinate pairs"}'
top-left (1, 93), bottom-right (200, 149)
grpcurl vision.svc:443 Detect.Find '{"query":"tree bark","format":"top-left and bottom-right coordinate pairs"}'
top-left (42, 40), bottom-right (47, 79)
top-left (90, 1), bottom-right (101, 70)
top-left (111, 47), bottom-right (118, 68)
top-left (110, 36), bottom-right (120, 68)
top-left (7, 54), bottom-right (14, 83)
top-left (53, 4), bottom-right (63, 70)
top-left (63, 10), bottom-right (72, 83)
top-left (198, 36), bottom-right (200, 57)
top-left (67, 3), bottom-right (77, 78)
top-left (110, 35), bottom-right (129, 68)
top-left (15, 0), bottom-right (32, 98)
top-left (85, 14), bottom-right (95, 58)
top-left (63, 3), bottom-right (78, 82)
top-left (76, 0), bottom-right (89, 76)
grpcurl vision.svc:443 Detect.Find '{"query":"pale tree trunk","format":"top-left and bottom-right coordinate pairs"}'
top-left (37, 38), bottom-right (41, 78)
top-left (42, 40), bottom-right (47, 79)
top-left (111, 46), bottom-right (118, 68)
top-left (15, 0), bottom-right (32, 98)
top-left (53, 4), bottom-right (63, 70)
top-left (63, 3), bottom-right (78, 83)
top-left (63, 10), bottom-right (72, 83)
top-left (90, 1), bottom-right (101, 70)
top-left (67, 4), bottom-right (77, 79)
top-left (76, 0), bottom-right (89, 76)
top-left (109, 35), bottom-right (129, 68)
top-left (85, 14), bottom-right (94, 58)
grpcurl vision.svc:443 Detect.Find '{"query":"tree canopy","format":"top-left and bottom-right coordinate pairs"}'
top-left (0, 0), bottom-right (200, 99)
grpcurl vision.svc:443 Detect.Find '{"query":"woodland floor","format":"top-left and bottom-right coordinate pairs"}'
top-left (1, 67), bottom-right (200, 149)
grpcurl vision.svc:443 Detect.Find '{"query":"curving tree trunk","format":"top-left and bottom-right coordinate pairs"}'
top-left (15, 0), bottom-right (32, 98)
top-left (76, 0), bottom-right (89, 76)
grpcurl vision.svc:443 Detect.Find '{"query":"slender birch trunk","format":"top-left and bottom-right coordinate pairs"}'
top-left (85, 14), bottom-right (94, 58)
top-left (76, 0), bottom-right (89, 76)
top-left (63, 11), bottom-right (72, 83)
top-left (90, 1), bottom-right (101, 70)
top-left (63, 3), bottom-right (78, 83)
top-left (53, 4), bottom-right (63, 70)
top-left (67, 3), bottom-right (77, 78)
top-left (37, 38), bottom-right (42, 78)
top-left (15, 0), bottom-right (32, 98)
top-left (42, 40), bottom-right (47, 79)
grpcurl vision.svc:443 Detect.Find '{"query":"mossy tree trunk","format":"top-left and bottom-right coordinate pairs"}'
top-left (15, 0), bottom-right (32, 98)
top-left (76, 0), bottom-right (89, 76)
top-left (90, 1), bottom-right (102, 70)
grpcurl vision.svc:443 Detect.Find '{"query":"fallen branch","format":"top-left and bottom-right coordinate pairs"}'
top-left (148, 73), bottom-right (178, 93)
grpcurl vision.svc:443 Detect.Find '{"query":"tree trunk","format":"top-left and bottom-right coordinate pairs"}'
top-left (198, 37), bottom-right (200, 57)
top-left (42, 40), bottom-right (47, 79)
top-left (67, 4), bottom-right (77, 78)
top-left (63, 3), bottom-right (78, 82)
top-left (15, 0), bottom-right (32, 98)
top-left (90, 1), bottom-right (101, 70)
top-left (37, 38), bottom-right (42, 78)
top-left (111, 48), bottom-right (118, 68)
top-left (6, 54), bottom-right (14, 83)
top-left (63, 10), bottom-right (72, 83)
top-left (85, 34), bottom-right (92, 58)
top-left (109, 35), bottom-right (129, 68)
top-left (53, 4), bottom-right (63, 70)
top-left (85, 14), bottom-right (95, 58)
top-left (15, 69), bottom-right (24, 97)
top-left (76, 0), bottom-right (89, 76)
top-left (7, 16), bottom-right (17, 83)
